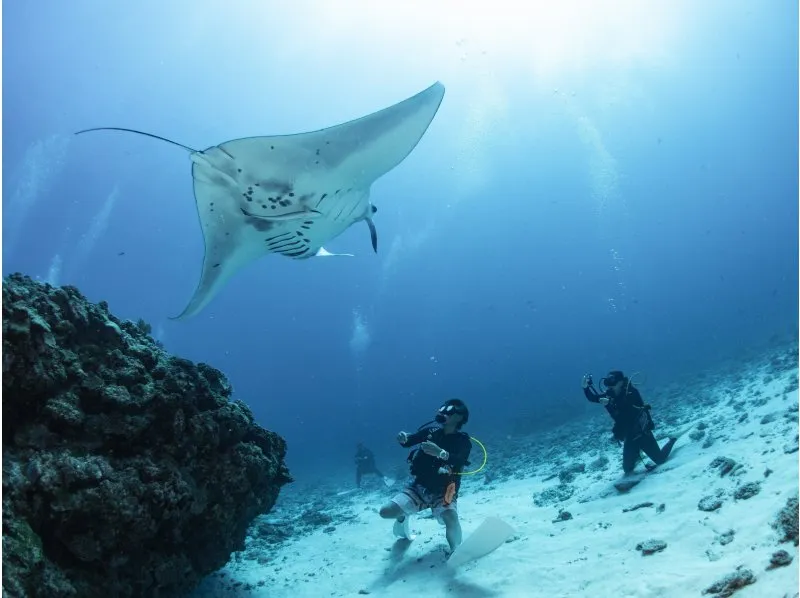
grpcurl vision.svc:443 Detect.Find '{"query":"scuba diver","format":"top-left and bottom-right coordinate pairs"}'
top-left (378, 398), bottom-right (472, 553)
top-left (355, 443), bottom-right (387, 488)
top-left (582, 370), bottom-right (677, 475)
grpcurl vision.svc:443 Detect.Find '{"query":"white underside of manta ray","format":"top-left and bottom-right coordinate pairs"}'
top-left (76, 81), bottom-right (445, 319)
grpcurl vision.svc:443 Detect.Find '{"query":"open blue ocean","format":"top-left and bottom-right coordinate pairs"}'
top-left (3, 0), bottom-right (796, 489)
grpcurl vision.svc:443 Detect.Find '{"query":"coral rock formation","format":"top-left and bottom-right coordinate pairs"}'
top-left (2, 274), bottom-right (292, 597)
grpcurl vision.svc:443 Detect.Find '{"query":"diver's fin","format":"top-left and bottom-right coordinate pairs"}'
top-left (447, 517), bottom-right (515, 568)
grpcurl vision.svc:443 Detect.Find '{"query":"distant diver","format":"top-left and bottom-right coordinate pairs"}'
top-left (582, 370), bottom-right (678, 475)
top-left (354, 443), bottom-right (389, 488)
top-left (378, 399), bottom-right (472, 554)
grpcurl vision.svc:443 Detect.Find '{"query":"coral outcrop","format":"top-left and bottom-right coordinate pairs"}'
top-left (2, 274), bottom-right (292, 597)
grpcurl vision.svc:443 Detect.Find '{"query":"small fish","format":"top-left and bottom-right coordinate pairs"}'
top-left (118, 251), bottom-right (126, 256)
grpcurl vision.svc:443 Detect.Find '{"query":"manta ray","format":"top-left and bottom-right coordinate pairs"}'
top-left (76, 81), bottom-right (445, 319)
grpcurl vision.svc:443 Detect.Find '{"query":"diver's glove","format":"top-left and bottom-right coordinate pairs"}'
top-left (581, 374), bottom-right (592, 389)
top-left (421, 441), bottom-right (447, 459)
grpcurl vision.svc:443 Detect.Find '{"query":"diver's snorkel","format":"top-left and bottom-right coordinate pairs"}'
top-left (415, 404), bottom-right (464, 435)
top-left (423, 404), bottom-right (459, 427)
top-left (600, 371), bottom-right (627, 394)
top-left (586, 373), bottom-right (613, 393)
top-left (599, 375), bottom-right (613, 392)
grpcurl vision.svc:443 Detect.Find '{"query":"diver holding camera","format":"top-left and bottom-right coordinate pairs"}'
top-left (582, 370), bottom-right (678, 475)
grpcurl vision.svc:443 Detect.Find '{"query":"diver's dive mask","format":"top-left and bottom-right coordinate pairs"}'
top-left (601, 372), bottom-right (623, 388)
top-left (435, 404), bottom-right (460, 424)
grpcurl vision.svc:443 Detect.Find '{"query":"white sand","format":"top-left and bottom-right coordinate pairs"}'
top-left (195, 353), bottom-right (799, 598)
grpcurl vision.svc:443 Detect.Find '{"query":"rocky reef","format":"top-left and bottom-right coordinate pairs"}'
top-left (2, 274), bottom-right (292, 597)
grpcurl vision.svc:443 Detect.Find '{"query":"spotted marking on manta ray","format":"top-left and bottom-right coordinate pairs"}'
top-left (237, 176), bottom-right (331, 218)
top-left (236, 174), bottom-right (363, 229)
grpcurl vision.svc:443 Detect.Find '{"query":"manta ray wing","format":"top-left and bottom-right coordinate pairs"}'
top-left (179, 81), bottom-right (445, 319)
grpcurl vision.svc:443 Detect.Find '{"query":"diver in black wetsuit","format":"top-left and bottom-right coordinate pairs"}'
top-left (582, 370), bottom-right (677, 475)
top-left (355, 443), bottom-right (385, 488)
top-left (378, 399), bottom-right (473, 552)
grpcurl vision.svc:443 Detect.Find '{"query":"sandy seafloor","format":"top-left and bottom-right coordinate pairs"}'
top-left (194, 344), bottom-right (799, 598)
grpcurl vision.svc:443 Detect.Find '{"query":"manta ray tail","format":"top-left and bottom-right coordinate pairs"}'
top-left (74, 127), bottom-right (197, 153)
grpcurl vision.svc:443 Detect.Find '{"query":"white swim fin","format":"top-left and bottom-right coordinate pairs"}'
top-left (447, 517), bottom-right (515, 568)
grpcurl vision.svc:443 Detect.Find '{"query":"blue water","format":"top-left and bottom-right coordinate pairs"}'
top-left (3, 1), bottom-right (797, 479)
